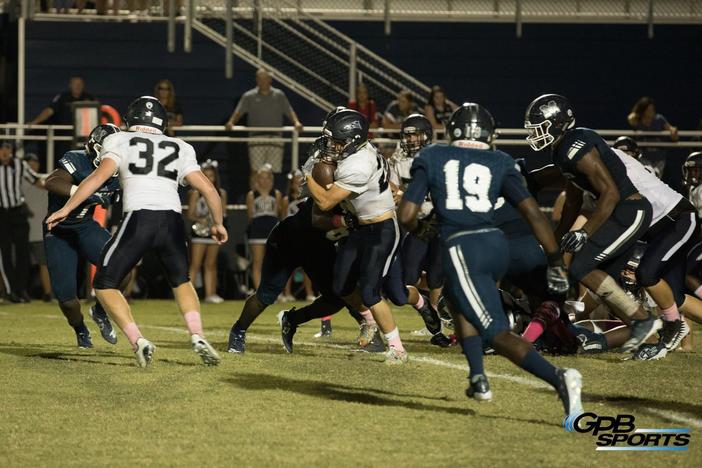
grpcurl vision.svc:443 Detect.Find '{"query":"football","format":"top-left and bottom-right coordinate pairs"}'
top-left (312, 161), bottom-right (336, 189)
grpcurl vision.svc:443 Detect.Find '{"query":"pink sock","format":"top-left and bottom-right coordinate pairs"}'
top-left (384, 327), bottom-right (405, 352)
top-left (183, 311), bottom-right (204, 336)
top-left (660, 304), bottom-right (681, 322)
top-left (321, 316), bottom-right (332, 321)
top-left (123, 322), bottom-right (142, 350)
top-left (522, 320), bottom-right (545, 343)
top-left (695, 286), bottom-right (702, 300)
top-left (413, 293), bottom-right (425, 310)
top-left (360, 309), bottom-right (376, 324)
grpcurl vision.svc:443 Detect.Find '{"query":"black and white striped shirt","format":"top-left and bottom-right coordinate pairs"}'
top-left (0, 158), bottom-right (40, 209)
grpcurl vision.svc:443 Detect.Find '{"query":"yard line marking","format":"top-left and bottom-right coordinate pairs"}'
top-left (641, 408), bottom-right (702, 429)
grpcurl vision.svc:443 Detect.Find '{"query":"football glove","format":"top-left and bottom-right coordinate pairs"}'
top-left (560, 229), bottom-right (588, 253)
top-left (546, 265), bottom-right (569, 295)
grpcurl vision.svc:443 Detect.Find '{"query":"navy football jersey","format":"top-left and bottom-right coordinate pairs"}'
top-left (47, 150), bottom-right (121, 225)
top-left (554, 128), bottom-right (637, 199)
top-left (404, 144), bottom-right (530, 238)
top-left (494, 197), bottom-right (532, 237)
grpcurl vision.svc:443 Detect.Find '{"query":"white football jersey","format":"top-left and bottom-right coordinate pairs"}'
top-left (334, 142), bottom-right (395, 221)
top-left (389, 154), bottom-right (434, 218)
top-left (689, 185), bottom-right (702, 218)
top-left (100, 130), bottom-right (200, 213)
top-left (613, 148), bottom-right (681, 226)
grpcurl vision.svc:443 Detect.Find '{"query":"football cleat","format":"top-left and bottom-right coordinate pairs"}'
top-left (75, 327), bottom-right (94, 349)
top-left (357, 321), bottom-right (378, 348)
top-left (191, 334), bottom-right (221, 365)
top-left (384, 346), bottom-right (409, 365)
top-left (430, 332), bottom-right (453, 348)
top-left (575, 328), bottom-right (608, 354)
top-left (227, 328), bottom-right (246, 354)
top-left (314, 319), bottom-right (332, 338)
top-left (134, 337), bottom-right (155, 368)
top-left (632, 342), bottom-right (668, 361)
top-left (556, 368), bottom-right (583, 422)
top-left (88, 305), bottom-right (117, 345)
top-left (466, 374), bottom-right (492, 401)
top-left (280, 309), bottom-right (298, 353)
top-left (363, 330), bottom-right (386, 353)
top-left (415, 296), bottom-right (442, 335)
top-left (659, 319), bottom-right (690, 351)
top-left (204, 295), bottom-right (224, 304)
top-left (621, 315), bottom-right (662, 353)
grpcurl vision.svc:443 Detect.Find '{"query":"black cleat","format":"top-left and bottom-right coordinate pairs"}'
top-left (363, 330), bottom-right (386, 353)
top-left (75, 327), bottom-right (93, 349)
top-left (314, 319), bottom-right (332, 338)
top-left (466, 374), bottom-right (492, 401)
top-left (227, 327), bottom-right (246, 354)
top-left (659, 319), bottom-right (690, 350)
top-left (576, 329), bottom-right (608, 354)
top-left (280, 309), bottom-right (298, 353)
top-left (89, 305), bottom-right (117, 345)
top-left (430, 333), bottom-right (452, 348)
top-left (621, 315), bottom-right (662, 353)
top-left (632, 342), bottom-right (668, 361)
top-left (416, 295), bottom-right (442, 335)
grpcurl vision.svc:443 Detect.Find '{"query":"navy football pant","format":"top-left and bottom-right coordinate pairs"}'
top-left (44, 220), bottom-right (111, 302)
top-left (401, 232), bottom-right (444, 289)
top-left (443, 229), bottom-right (510, 344)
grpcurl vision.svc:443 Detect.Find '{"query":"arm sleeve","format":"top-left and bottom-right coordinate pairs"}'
top-left (560, 130), bottom-right (595, 171)
top-left (178, 144), bottom-right (201, 186)
top-left (58, 154), bottom-right (78, 175)
top-left (501, 161), bottom-right (531, 207)
top-left (334, 156), bottom-right (373, 195)
top-left (21, 160), bottom-right (39, 184)
top-left (234, 94), bottom-right (249, 115)
top-left (403, 157), bottom-right (429, 204)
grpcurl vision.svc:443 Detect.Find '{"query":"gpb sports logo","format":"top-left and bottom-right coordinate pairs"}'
top-left (564, 412), bottom-right (691, 451)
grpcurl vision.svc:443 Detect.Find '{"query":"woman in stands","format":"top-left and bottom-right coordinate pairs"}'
top-left (424, 85), bottom-right (455, 129)
top-left (247, 164), bottom-right (283, 290)
top-left (348, 83), bottom-right (379, 128)
top-left (154, 79), bottom-right (184, 136)
top-left (187, 160), bottom-right (227, 304)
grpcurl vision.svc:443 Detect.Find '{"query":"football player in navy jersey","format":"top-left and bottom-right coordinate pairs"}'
top-left (399, 103), bottom-right (583, 424)
top-left (43, 124), bottom-right (121, 348)
top-left (524, 94), bottom-right (661, 352)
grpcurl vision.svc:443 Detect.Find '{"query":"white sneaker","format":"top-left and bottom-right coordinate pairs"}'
top-left (191, 334), bottom-right (221, 366)
top-left (305, 295), bottom-right (316, 302)
top-left (134, 337), bottom-right (155, 368)
top-left (411, 327), bottom-right (432, 337)
top-left (204, 295), bottom-right (224, 304)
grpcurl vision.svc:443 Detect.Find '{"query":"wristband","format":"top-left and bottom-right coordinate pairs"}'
top-left (331, 214), bottom-right (343, 229)
top-left (70, 185), bottom-right (79, 196)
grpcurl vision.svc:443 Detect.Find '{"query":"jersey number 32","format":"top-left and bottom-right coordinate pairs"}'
top-left (128, 137), bottom-right (179, 181)
top-left (443, 160), bottom-right (492, 213)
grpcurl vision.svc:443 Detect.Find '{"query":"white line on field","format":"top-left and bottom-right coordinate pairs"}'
top-left (642, 408), bottom-right (702, 429)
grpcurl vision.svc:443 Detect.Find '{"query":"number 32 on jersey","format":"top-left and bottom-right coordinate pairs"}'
top-left (128, 136), bottom-right (179, 180)
top-left (443, 160), bottom-right (492, 212)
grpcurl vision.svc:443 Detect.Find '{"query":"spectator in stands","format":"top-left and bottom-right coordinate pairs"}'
top-left (154, 79), bottom-right (184, 136)
top-left (627, 96), bottom-right (678, 175)
top-left (348, 83), bottom-right (379, 128)
top-left (382, 89), bottom-right (420, 129)
top-left (21, 154), bottom-right (52, 302)
top-left (0, 141), bottom-right (44, 303)
top-left (246, 164), bottom-right (283, 290)
top-left (424, 85), bottom-right (455, 129)
top-left (30, 76), bottom-right (96, 126)
top-left (187, 160), bottom-right (227, 304)
top-left (225, 68), bottom-right (303, 185)
top-left (280, 169), bottom-right (315, 302)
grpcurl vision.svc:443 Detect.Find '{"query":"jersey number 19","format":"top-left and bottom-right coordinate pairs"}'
top-left (443, 160), bottom-right (492, 213)
top-left (128, 137), bottom-right (179, 181)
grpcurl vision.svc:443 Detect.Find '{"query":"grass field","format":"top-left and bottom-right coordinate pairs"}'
top-left (1, 300), bottom-right (700, 467)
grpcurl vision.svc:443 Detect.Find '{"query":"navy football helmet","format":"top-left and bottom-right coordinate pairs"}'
top-left (319, 108), bottom-right (369, 162)
top-left (85, 123), bottom-right (121, 167)
top-left (613, 136), bottom-right (641, 158)
top-left (400, 113), bottom-right (432, 157)
top-left (446, 103), bottom-right (495, 145)
top-left (683, 151), bottom-right (702, 187)
top-left (524, 94), bottom-right (575, 151)
top-left (124, 96), bottom-right (168, 133)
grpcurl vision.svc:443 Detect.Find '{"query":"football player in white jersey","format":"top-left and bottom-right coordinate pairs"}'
top-left (46, 96), bottom-right (228, 368)
top-left (304, 108), bottom-right (408, 363)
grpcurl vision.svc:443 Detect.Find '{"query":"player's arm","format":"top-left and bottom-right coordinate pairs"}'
top-left (575, 148), bottom-right (621, 237)
top-left (515, 196), bottom-right (561, 260)
top-left (554, 181), bottom-right (584, 240)
top-left (185, 170), bottom-right (228, 244)
top-left (45, 158), bottom-right (117, 229)
top-left (186, 190), bottom-right (199, 222)
top-left (44, 168), bottom-right (74, 196)
top-left (305, 175), bottom-right (351, 211)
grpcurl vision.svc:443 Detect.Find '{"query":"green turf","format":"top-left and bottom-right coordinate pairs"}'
top-left (0, 300), bottom-right (700, 467)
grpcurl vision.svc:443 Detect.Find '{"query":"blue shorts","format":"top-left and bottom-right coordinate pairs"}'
top-left (442, 229), bottom-right (510, 344)
top-left (43, 220), bottom-right (111, 302)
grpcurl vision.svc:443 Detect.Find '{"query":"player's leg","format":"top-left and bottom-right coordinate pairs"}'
top-left (203, 243), bottom-right (221, 301)
top-left (44, 227), bottom-right (91, 348)
top-left (188, 242), bottom-right (206, 295)
top-left (156, 211), bottom-right (220, 365)
top-left (249, 243), bottom-right (266, 290)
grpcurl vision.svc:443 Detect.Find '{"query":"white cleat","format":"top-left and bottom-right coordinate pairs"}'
top-left (384, 347), bottom-right (409, 365)
top-left (558, 368), bottom-right (583, 427)
top-left (134, 337), bottom-right (155, 368)
top-left (191, 334), bottom-right (221, 366)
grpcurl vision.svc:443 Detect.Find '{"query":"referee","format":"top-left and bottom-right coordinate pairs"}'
top-left (0, 141), bottom-right (44, 303)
